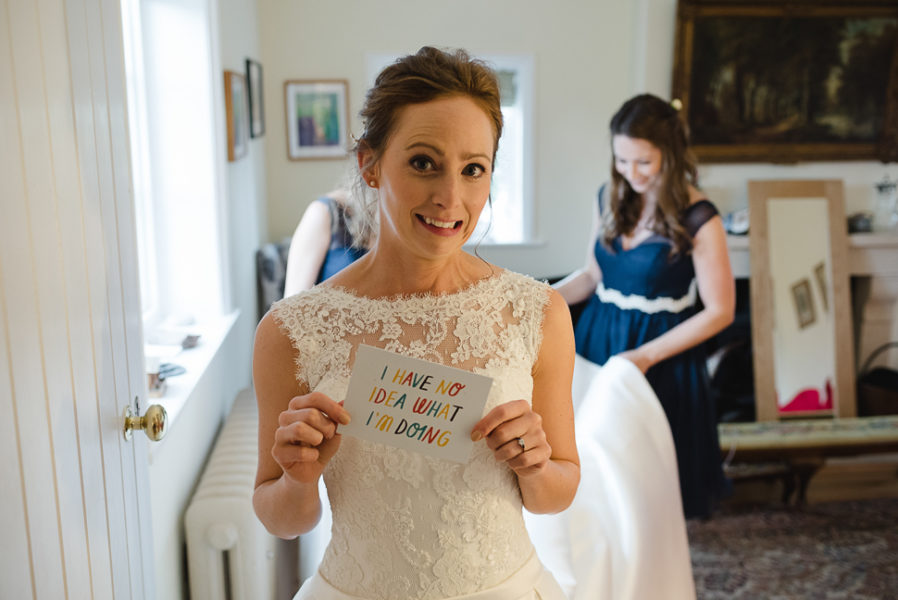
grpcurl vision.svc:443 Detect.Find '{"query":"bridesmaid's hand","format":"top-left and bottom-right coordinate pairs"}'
top-left (470, 399), bottom-right (551, 478)
top-left (617, 349), bottom-right (652, 374)
top-left (271, 392), bottom-right (350, 484)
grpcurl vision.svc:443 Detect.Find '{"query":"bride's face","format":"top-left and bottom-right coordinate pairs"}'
top-left (369, 95), bottom-right (494, 260)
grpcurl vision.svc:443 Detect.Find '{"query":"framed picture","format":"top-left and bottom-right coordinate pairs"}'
top-left (224, 70), bottom-right (249, 161)
top-left (791, 278), bottom-right (816, 329)
top-left (284, 79), bottom-right (350, 160)
top-left (671, 0), bottom-right (898, 163)
top-left (245, 58), bottom-right (265, 138)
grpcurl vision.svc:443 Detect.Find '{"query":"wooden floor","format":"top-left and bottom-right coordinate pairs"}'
top-left (726, 452), bottom-right (898, 506)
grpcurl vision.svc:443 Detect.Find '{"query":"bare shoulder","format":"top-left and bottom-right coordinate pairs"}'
top-left (544, 285), bottom-right (571, 315)
top-left (253, 310), bottom-right (307, 409)
top-left (254, 310), bottom-right (296, 368)
top-left (688, 184), bottom-right (707, 204)
top-left (540, 287), bottom-right (575, 342)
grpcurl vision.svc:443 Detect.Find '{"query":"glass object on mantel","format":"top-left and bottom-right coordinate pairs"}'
top-left (872, 175), bottom-right (897, 232)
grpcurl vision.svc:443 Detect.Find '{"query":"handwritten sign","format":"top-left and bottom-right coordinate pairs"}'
top-left (340, 345), bottom-right (492, 463)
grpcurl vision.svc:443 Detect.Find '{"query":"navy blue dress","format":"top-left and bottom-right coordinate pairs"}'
top-left (315, 196), bottom-right (366, 284)
top-left (574, 190), bottom-right (728, 519)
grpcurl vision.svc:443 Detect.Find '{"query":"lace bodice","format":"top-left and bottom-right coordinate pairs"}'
top-left (272, 270), bottom-right (551, 599)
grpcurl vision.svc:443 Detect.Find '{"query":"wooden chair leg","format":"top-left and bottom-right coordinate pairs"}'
top-left (790, 459), bottom-right (824, 507)
top-left (781, 472), bottom-right (796, 505)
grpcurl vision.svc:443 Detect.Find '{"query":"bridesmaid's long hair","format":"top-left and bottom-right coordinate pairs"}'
top-left (603, 94), bottom-right (698, 257)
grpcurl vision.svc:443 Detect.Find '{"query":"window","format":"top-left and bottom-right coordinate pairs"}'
top-left (122, 0), bottom-right (234, 422)
top-left (366, 53), bottom-right (535, 245)
top-left (473, 55), bottom-right (534, 245)
top-left (122, 0), bottom-right (228, 334)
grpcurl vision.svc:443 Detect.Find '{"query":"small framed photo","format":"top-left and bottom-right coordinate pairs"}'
top-left (791, 278), bottom-right (816, 329)
top-left (245, 58), bottom-right (265, 138)
top-left (224, 70), bottom-right (249, 161)
top-left (284, 79), bottom-right (349, 160)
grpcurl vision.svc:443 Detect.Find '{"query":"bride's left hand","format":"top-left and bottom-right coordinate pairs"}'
top-left (470, 399), bottom-right (551, 477)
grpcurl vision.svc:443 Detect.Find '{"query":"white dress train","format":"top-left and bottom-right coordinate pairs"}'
top-left (524, 354), bottom-right (696, 600)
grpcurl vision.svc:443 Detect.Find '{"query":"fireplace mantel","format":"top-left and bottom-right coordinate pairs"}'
top-left (727, 233), bottom-right (898, 279)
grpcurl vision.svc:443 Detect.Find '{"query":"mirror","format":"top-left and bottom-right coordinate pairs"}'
top-left (748, 180), bottom-right (856, 421)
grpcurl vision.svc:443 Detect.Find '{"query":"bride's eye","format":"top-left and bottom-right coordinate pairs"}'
top-left (410, 155), bottom-right (434, 171)
top-left (462, 163), bottom-right (486, 178)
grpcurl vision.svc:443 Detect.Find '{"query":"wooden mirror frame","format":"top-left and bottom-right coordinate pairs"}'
top-left (747, 179), bottom-right (856, 421)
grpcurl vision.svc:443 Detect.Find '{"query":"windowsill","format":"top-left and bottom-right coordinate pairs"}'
top-left (144, 310), bottom-right (239, 451)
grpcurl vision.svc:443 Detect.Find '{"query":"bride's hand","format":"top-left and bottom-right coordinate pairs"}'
top-left (271, 391), bottom-right (350, 484)
top-left (470, 399), bottom-right (550, 477)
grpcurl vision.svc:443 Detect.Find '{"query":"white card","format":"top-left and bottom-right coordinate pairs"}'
top-left (340, 345), bottom-right (493, 463)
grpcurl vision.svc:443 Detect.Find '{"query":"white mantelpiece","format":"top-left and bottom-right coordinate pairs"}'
top-left (727, 233), bottom-right (898, 279)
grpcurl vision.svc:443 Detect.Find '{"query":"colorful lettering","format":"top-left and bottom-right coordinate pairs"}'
top-left (447, 383), bottom-right (465, 397)
top-left (375, 414), bottom-right (393, 432)
top-left (425, 401), bottom-right (442, 418)
top-left (412, 397), bottom-right (432, 414)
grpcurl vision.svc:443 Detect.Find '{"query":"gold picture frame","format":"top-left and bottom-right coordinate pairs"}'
top-left (224, 70), bottom-right (249, 161)
top-left (671, 0), bottom-right (898, 163)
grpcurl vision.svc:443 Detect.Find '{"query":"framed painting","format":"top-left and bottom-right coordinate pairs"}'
top-left (224, 70), bottom-right (248, 161)
top-left (245, 58), bottom-right (265, 138)
top-left (671, 0), bottom-right (898, 163)
top-left (791, 278), bottom-right (816, 329)
top-left (284, 79), bottom-right (350, 160)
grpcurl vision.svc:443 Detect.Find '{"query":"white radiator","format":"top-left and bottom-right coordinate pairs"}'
top-left (185, 388), bottom-right (278, 600)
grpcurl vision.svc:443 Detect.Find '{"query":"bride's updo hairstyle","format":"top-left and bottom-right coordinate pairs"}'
top-left (348, 46), bottom-right (503, 248)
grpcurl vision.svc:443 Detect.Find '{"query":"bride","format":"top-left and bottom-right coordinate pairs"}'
top-left (252, 46), bottom-right (579, 600)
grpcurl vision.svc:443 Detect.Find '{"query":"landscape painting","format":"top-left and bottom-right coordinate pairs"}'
top-left (672, 1), bottom-right (898, 162)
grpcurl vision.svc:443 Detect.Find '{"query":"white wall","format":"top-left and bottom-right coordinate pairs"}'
top-left (258, 0), bottom-right (638, 279)
top-left (258, 0), bottom-right (895, 280)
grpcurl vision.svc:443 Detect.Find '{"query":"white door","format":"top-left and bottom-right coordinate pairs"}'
top-left (0, 0), bottom-right (155, 597)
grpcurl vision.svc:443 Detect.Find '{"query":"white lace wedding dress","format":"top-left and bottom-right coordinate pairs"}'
top-left (271, 269), bottom-right (566, 600)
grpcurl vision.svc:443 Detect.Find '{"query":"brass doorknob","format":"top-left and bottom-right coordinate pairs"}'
top-left (123, 404), bottom-right (167, 441)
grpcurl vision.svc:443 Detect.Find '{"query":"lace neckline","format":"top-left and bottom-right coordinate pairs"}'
top-left (319, 268), bottom-right (509, 303)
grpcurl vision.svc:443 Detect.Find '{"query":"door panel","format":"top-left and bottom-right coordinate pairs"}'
top-left (0, 0), bottom-right (153, 597)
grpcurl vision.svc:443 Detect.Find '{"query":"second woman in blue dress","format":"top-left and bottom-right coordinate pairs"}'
top-left (555, 94), bottom-right (735, 519)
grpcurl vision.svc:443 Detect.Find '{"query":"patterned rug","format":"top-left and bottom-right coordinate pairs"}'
top-left (689, 498), bottom-right (898, 599)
